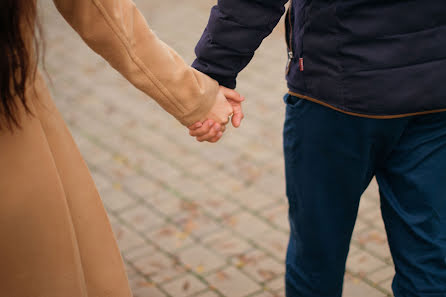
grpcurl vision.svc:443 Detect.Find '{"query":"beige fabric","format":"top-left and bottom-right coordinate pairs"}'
top-left (0, 0), bottom-right (221, 296)
top-left (53, 0), bottom-right (219, 127)
top-left (1, 74), bottom-right (132, 297)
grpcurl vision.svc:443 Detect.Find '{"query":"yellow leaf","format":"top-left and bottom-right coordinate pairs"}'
top-left (196, 265), bottom-right (205, 273)
top-left (113, 183), bottom-right (122, 191)
top-left (176, 232), bottom-right (189, 240)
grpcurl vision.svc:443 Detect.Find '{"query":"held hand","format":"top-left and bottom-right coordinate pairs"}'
top-left (188, 86), bottom-right (244, 143)
top-left (222, 86), bottom-right (245, 128)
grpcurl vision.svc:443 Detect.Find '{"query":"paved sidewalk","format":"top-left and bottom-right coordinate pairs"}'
top-left (41, 1), bottom-right (394, 296)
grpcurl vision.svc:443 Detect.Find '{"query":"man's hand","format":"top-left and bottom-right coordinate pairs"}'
top-left (188, 86), bottom-right (244, 143)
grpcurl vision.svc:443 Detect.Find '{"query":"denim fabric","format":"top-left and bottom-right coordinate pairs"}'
top-left (283, 94), bottom-right (446, 297)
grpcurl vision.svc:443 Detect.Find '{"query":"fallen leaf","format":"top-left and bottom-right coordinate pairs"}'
top-left (258, 269), bottom-right (275, 280)
top-left (216, 271), bottom-right (229, 281)
top-left (183, 280), bottom-right (190, 291)
top-left (113, 183), bottom-right (122, 191)
top-left (196, 265), bottom-right (205, 273)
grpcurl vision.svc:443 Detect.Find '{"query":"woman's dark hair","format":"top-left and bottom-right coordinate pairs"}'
top-left (0, 0), bottom-right (41, 130)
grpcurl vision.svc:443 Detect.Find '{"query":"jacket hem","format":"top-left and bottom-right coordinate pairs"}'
top-left (287, 91), bottom-right (446, 119)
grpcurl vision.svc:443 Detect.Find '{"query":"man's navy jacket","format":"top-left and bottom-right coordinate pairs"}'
top-left (192, 0), bottom-right (446, 118)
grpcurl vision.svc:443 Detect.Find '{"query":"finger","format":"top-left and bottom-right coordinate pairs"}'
top-left (196, 125), bottom-right (220, 142)
top-left (221, 115), bottom-right (231, 126)
top-left (189, 120), bottom-right (214, 137)
top-left (232, 113), bottom-right (243, 128)
top-left (220, 125), bottom-right (226, 133)
top-left (221, 87), bottom-right (244, 102)
top-left (208, 132), bottom-right (223, 143)
top-left (188, 122), bottom-right (203, 130)
top-left (230, 102), bottom-right (244, 128)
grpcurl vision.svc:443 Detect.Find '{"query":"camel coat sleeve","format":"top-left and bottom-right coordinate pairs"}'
top-left (52, 0), bottom-right (219, 126)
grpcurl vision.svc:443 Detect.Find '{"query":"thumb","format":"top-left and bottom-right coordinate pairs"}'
top-left (221, 86), bottom-right (244, 102)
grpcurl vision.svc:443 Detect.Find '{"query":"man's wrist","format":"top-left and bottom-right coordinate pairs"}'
top-left (192, 60), bottom-right (237, 89)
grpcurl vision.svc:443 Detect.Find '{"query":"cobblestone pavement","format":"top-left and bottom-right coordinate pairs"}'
top-left (40, 1), bottom-right (394, 296)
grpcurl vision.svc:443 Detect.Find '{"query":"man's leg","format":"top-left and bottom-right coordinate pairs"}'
top-left (376, 112), bottom-right (446, 297)
top-left (282, 94), bottom-right (405, 297)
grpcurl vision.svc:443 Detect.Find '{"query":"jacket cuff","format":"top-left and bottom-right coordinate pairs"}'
top-left (192, 60), bottom-right (237, 89)
top-left (177, 78), bottom-right (219, 127)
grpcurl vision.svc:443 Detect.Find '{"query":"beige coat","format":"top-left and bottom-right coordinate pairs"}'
top-left (0, 0), bottom-right (222, 296)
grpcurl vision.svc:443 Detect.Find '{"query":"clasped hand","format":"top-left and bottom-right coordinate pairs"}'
top-left (188, 86), bottom-right (244, 143)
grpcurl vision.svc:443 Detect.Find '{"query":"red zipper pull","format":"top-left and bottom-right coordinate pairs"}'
top-left (299, 58), bottom-right (304, 71)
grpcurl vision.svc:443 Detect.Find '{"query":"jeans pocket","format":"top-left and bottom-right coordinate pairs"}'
top-left (283, 93), bottom-right (305, 109)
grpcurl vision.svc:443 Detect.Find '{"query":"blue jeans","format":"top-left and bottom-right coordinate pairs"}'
top-left (283, 94), bottom-right (446, 297)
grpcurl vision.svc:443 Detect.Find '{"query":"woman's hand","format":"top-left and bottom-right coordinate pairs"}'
top-left (188, 87), bottom-right (244, 143)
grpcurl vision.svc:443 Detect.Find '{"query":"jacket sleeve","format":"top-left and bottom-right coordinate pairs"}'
top-left (52, 0), bottom-right (219, 126)
top-left (192, 0), bottom-right (289, 89)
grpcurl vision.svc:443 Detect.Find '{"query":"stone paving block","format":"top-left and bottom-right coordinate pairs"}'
top-left (358, 196), bottom-right (379, 216)
top-left (232, 187), bottom-right (279, 211)
top-left (132, 280), bottom-right (167, 297)
top-left (168, 175), bottom-right (211, 199)
top-left (233, 250), bottom-right (283, 283)
top-left (347, 244), bottom-right (361, 257)
top-left (148, 224), bottom-right (195, 253)
top-left (378, 278), bottom-right (393, 295)
top-left (178, 244), bottom-right (227, 275)
top-left (346, 250), bottom-right (387, 276)
top-left (125, 263), bottom-right (138, 278)
top-left (100, 187), bottom-right (137, 212)
top-left (100, 160), bottom-right (137, 182)
top-left (122, 175), bottom-right (163, 199)
top-left (200, 196), bottom-right (240, 219)
top-left (223, 157), bottom-right (263, 185)
top-left (162, 274), bottom-right (207, 297)
top-left (343, 274), bottom-right (387, 297)
top-left (358, 198), bottom-right (382, 222)
top-left (108, 143), bottom-right (147, 169)
top-left (363, 179), bottom-right (380, 201)
top-left (195, 290), bottom-right (220, 297)
top-left (173, 212), bottom-right (220, 239)
top-left (128, 274), bottom-right (150, 291)
top-left (371, 217), bottom-right (386, 232)
top-left (120, 205), bottom-right (165, 232)
top-left (271, 290), bottom-right (286, 297)
top-left (203, 230), bottom-right (253, 257)
top-left (251, 291), bottom-right (276, 297)
top-left (123, 244), bottom-right (157, 261)
top-left (142, 158), bottom-right (184, 186)
top-left (352, 218), bottom-right (371, 235)
top-left (132, 251), bottom-right (185, 283)
top-left (260, 204), bottom-right (289, 231)
top-left (205, 173), bottom-right (245, 196)
top-left (265, 276), bottom-right (285, 292)
top-left (367, 265), bottom-right (395, 284)
top-left (250, 173), bottom-right (286, 197)
top-left (226, 213), bottom-right (272, 239)
top-left (111, 224), bottom-right (146, 252)
top-left (178, 154), bottom-right (215, 177)
top-left (206, 267), bottom-right (261, 297)
top-left (354, 229), bottom-right (392, 262)
top-left (144, 190), bottom-right (184, 216)
top-left (254, 230), bottom-right (288, 260)
top-left (90, 170), bottom-right (112, 193)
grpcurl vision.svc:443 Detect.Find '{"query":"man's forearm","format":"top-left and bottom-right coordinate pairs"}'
top-left (193, 0), bottom-right (289, 89)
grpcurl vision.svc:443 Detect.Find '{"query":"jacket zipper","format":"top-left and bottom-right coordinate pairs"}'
top-left (286, 3), bottom-right (294, 74)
